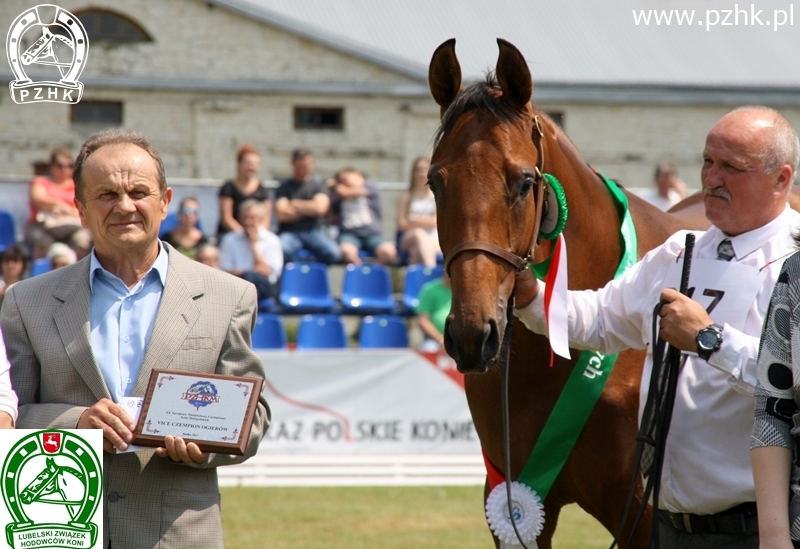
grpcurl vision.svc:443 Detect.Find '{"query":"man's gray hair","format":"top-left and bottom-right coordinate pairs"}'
top-left (732, 106), bottom-right (800, 180)
top-left (238, 198), bottom-right (266, 220)
top-left (73, 129), bottom-right (167, 201)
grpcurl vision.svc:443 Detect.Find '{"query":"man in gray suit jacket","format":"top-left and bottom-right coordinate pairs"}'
top-left (1, 129), bottom-right (270, 549)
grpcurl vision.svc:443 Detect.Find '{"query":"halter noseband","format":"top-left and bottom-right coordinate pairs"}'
top-left (443, 114), bottom-right (548, 275)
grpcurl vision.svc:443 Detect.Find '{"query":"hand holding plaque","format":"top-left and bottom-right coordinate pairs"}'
top-left (131, 369), bottom-right (264, 456)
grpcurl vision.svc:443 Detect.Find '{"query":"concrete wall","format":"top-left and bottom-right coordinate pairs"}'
top-left (3, 1), bottom-right (800, 200)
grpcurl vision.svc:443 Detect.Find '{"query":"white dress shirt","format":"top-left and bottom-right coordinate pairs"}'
top-left (219, 227), bottom-right (283, 284)
top-left (515, 205), bottom-right (800, 515)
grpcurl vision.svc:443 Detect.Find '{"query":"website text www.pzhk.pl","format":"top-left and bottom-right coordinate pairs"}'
top-left (632, 4), bottom-right (794, 31)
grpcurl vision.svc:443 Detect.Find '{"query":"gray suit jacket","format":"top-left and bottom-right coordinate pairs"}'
top-left (1, 244), bottom-right (270, 549)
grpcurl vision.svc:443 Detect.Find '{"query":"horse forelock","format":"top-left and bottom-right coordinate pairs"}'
top-left (434, 73), bottom-right (525, 148)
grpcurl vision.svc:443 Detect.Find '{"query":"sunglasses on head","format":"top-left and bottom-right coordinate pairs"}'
top-left (180, 206), bottom-right (199, 215)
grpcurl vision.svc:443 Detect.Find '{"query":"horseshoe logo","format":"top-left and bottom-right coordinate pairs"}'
top-left (6, 4), bottom-right (89, 104)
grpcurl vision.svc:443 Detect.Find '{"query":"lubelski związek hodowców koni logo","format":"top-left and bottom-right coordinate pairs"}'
top-left (6, 5), bottom-right (89, 105)
top-left (2, 431), bottom-right (102, 549)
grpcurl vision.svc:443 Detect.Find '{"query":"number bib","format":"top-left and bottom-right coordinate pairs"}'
top-left (662, 258), bottom-right (766, 331)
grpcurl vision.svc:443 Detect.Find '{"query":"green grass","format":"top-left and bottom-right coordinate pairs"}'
top-left (221, 486), bottom-right (612, 548)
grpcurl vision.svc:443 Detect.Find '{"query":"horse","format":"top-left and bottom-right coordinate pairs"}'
top-left (427, 38), bottom-right (709, 548)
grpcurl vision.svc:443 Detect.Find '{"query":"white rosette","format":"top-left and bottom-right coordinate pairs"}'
top-left (485, 481), bottom-right (545, 547)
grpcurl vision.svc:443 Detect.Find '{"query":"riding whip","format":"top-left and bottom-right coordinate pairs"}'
top-left (614, 232), bottom-right (695, 549)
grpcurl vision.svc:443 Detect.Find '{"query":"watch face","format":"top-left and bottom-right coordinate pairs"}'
top-left (698, 329), bottom-right (719, 350)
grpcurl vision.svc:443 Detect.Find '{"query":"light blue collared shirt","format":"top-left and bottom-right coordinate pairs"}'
top-left (89, 243), bottom-right (169, 403)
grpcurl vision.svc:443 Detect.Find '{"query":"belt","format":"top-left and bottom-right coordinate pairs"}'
top-left (665, 502), bottom-right (757, 535)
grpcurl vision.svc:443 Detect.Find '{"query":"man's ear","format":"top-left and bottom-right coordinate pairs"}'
top-left (161, 187), bottom-right (173, 220)
top-left (74, 196), bottom-right (89, 229)
top-left (775, 164), bottom-right (794, 192)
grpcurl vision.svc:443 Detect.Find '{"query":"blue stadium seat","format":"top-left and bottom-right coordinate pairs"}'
top-left (158, 212), bottom-right (179, 238)
top-left (30, 257), bottom-right (52, 277)
top-left (293, 248), bottom-right (316, 262)
top-left (340, 264), bottom-right (395, 314)
top-left (296, 314), bottom-right (347, 349)
top-left (258, 297), bottom-right (277, 312)
top-left (0, 210), bottom-right (16, 253)
top-left (359, 315), bottom-right (408, 348)
top-left (278, 262), bottom-right (335, 313)
top-left (158, 211), bottom-right (203, 239)
top-left (251, 313), bottom-right (287, 349)
top-left (400, 264), bottom-right (443, 312)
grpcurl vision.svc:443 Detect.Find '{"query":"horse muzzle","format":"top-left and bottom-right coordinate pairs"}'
top-left (444, 315), bottom-right (503, 373)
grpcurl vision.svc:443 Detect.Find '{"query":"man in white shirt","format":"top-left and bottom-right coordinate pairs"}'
top-left (640, 163), bottom-right (687, 211)
top-left (219, 199), bottom-right (283, 302)
top-left (513, 106), bottom-right (800, 548)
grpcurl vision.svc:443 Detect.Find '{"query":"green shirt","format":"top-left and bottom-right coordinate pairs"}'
top-left (415, 278), bottom-right (452, 334)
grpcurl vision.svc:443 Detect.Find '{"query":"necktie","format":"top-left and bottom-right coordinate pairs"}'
top-left (717, 239), bottom-right (735, 261)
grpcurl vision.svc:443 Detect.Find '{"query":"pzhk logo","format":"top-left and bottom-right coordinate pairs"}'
top-left (182, 380), bottom-right (220, 410)
top-left (6, 5), bottom-right (89, 104)
top-left (2, 431), bottom-right (102, 548)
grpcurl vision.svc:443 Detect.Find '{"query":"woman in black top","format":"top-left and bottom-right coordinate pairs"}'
top-left (217, 144), bottom-right (272, 240)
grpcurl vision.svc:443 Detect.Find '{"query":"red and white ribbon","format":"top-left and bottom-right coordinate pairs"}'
top-left (543, 234), bottom-right (570, 359)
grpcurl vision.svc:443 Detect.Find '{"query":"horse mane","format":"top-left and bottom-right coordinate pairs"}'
top-left (435, 73), bottom-right (524, 147)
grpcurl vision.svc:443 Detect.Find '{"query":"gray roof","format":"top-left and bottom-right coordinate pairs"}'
top-left (212, 0), bottom-right (800, 90)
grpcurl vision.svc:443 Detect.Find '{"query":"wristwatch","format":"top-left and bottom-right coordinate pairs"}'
top-left (695, 323), bottom-right (723, 361)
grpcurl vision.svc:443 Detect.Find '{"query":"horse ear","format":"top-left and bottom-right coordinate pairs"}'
top-left (495, 38), bottom-right (532, 109)
top-left (429, 38), bottom-right (462, 118)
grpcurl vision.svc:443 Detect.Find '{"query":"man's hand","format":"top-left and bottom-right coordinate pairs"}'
top-left (77, 398), bottom-right (136, 453)
top-left (155, 435), bottom-right (209, 465)
top-left (513, 268), bottom-right (541, 310)
top-left (658, 288), bottom-right (713, 352)
top-left (0, 412), bottom-right (14, 429)
top-left (253, 259), bottom-right (272, 277)
top-left (244, 225), bottom-right (259, 243)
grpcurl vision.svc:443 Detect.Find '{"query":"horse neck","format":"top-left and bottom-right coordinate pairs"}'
top-left (542, 126), bottom-right (625, 289)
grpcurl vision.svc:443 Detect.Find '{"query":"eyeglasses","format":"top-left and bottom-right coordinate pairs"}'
top-left (53, 162), bottom-right (74, 169)
top-left (180, 207), bottom-right (199, 215)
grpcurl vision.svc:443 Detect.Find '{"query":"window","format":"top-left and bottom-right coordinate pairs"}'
top-left (545, 111), bottom-right (565, 129)
top-left (68, 9), bottom-right (152, 44)
top-left (294, 107), bottom-right (344, 131)
top-left (71, 100), bottom-right (123, 125)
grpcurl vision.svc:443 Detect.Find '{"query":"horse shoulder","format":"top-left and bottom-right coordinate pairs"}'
top-left (624, 191), bottom-right (704, 259)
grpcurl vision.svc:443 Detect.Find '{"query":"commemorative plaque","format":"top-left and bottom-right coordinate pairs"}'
top-left (131, 369), bottom-right (263, 456)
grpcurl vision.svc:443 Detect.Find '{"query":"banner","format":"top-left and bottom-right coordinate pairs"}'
top-left (258, 349), bottom-right (480, 454)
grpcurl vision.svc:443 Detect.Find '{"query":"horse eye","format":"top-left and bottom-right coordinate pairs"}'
top-left (519, 177), bottom-right (533, 198)
top-left (427, 179), bottom-right (438, 197)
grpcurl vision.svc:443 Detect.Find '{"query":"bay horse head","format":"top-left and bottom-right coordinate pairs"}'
top-left (428, 38), bottom-right (546, 373)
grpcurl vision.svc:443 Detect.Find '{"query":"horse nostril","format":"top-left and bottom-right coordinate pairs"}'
top-left (482, 318), bottom-right (500, 363)
top-left (443, 318), bottom-right (457, 360)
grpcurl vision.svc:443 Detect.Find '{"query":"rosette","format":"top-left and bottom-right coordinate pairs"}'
top-left (485, 481), bottom-right (545, 546)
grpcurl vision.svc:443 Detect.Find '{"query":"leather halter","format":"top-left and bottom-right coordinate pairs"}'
top-left (443, 115), bottom-right (549, 275)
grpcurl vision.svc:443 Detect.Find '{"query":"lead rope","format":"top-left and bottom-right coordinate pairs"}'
top-left (500, 294), bottom-right (535, 549)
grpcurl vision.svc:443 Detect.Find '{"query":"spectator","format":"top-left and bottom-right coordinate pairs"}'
top-left (331, 167), bottom-right (397, 265)
top-left (0, 245), bottom-right (26, 309)
top-left (641, 162), bottom-right (687, 211)
top-left (415, 271), bottom-right (452, 352)
top-left (195, 244), bottom-right (220, 269)
top-left (274, 148), bottom-right (342, 264)
top-left (46, 242), bottom-right (77, 270)
top-left (219, 199), bottom-right (283, 302)
top-left (217, 144), bottom-right (272, 241)
top-left (161, 196), bottom-right (208, 259)
top-left (24, 147), bottom-right (92, 260)
top-left (397, 156), bottom-right (440, 267)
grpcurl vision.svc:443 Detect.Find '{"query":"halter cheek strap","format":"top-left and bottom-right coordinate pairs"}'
top-left (443, 114), bottom-right (548, 275)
